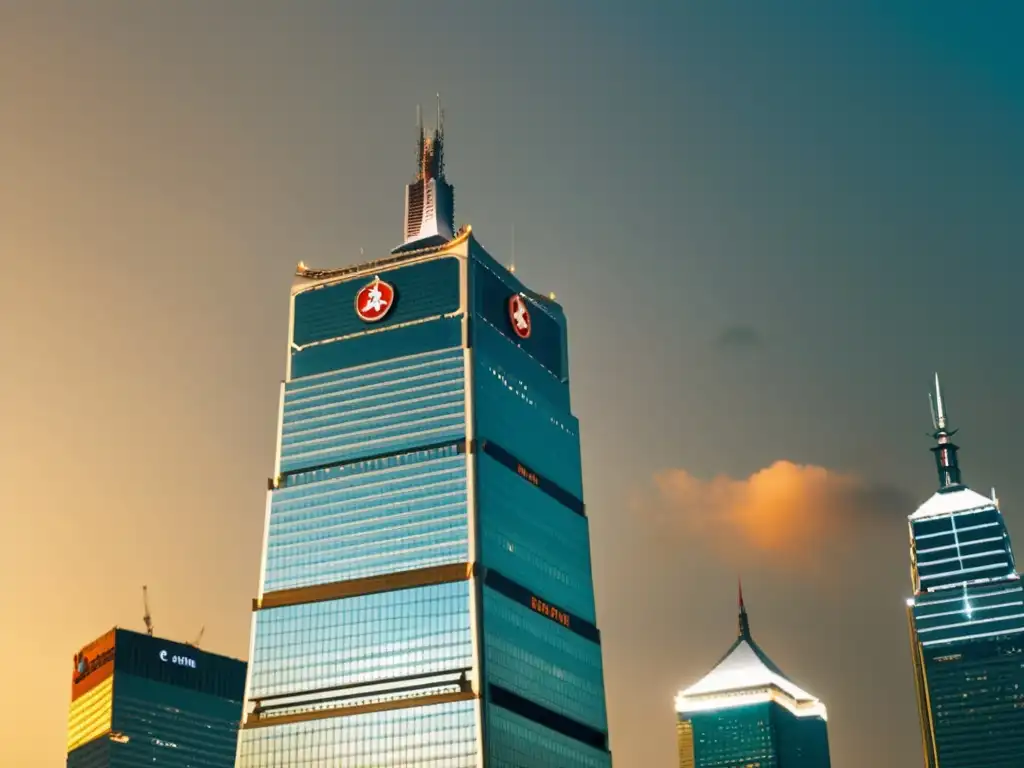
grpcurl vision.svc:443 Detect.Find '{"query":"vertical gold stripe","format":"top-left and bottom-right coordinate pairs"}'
top-left (907, 605), bottom-right (939, 768)
top-left (676, 719), bottom-right (696, 768)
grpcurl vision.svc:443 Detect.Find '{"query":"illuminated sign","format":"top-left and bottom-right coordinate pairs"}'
top-left (159, 649), bottom-right (197, 668)
top-left (531, 595), bottom-right (571, 629)
top-left (516, 463), bottom-right (539, 486)
top-left (354, 276), bottom-right (395, 323)
top-left (483, 568), bottom-right (600, 643)
top-left (479, 440), bottom-right (585, 517)
top-left (508, 294), bottom-right (531, 339)
top-left (73, 648), bottom-right (114, 684)
top-left (71, 629), bottom-right (116, 701)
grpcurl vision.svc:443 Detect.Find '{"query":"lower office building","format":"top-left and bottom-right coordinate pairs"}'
top-left (675, 587), bottom-right (831, 768)
top-left (66, 627), bottom-right (247, 768)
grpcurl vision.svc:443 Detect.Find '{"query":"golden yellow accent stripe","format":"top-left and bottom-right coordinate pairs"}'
top-left (676, 720), bottom-right (696, 768)
top-left (242, 689), bottom-right (477, 730)
top-left (66, 676), bottom-right (113, 752)
top-left (254, 562), bottom-right (474, 611)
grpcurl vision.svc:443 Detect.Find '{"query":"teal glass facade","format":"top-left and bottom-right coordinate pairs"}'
top-left (907, 378), bottom-right (1024, 767)
top-left (66, 629), bottom-right (246, 768)
top-left (237, 238), bottom-right (610, 766)
top-left (681, 702), bottom-right (830, 768)
top-left (908, 490), bottom-right (1024, 767)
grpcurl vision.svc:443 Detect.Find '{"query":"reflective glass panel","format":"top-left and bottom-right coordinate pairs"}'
top-left (237, 698), bottom-right (478, 768)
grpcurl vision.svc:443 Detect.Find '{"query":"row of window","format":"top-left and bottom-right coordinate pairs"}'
top-left (265, 453), bottom-right (469, 592)
top-left (280, 351), bottom-right (466, 474)
top-left (249, 583), bottom-right (473, 701)
top-left (475, 360), bottom-right (583, 499)
top-left (284, 355), bottom-right (463, 413)
top-left (113, 694), bottom-right (240, 765)
top-left (236, 698), bottom-right (478, 768)
top-left (477, 453), bottom-right (596, 621)
top-left (487, 704), bottom-right (611, 768)
top-left (483, 589), bottom-right (608, 732)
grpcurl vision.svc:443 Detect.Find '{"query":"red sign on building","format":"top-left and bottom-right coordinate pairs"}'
top-left (508, 294), bottom-right (531, 339)
top-left (355, 277), bottom-right (395, 323)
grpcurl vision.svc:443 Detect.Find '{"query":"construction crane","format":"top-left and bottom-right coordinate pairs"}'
top-left (142, 585), bottom-right (154, 636)
top-left (142, 585), bottom-right (207, 647)
top-left (187, 626), bottom-right (205, 648)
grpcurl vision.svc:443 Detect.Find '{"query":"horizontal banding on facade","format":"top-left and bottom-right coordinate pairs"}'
top-left (254, 562), bottom-right (474, 611)
top-left (243, 689), bottom-right (477, 730)
top-left (483, 568), bottom-right (600, 644)
top-left (477, 439), bottom-right (585, 517)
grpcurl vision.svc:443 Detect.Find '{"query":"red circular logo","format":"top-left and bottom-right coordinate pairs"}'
top-left (355, 277), bottom-right (395, 323)
top-left (508, 294), bottom-right (531, 339)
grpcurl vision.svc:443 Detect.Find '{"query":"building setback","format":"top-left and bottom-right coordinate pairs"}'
top-left (234, 105), bottom-right (612, 767)
top-left (66, 627), bottom-right (246, 768)
top-left (906, 375), bottom-right (1024, 767)
top-left (675, 586), bottom-right (831, 768)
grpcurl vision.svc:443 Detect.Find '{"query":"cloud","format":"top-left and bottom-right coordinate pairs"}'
top-left (640, 461), bottom-right (911, 572)
top-left (717, 325), bottom-right (764, 349)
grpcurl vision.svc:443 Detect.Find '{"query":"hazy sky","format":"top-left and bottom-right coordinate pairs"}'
top-left (2, 2), bottom-right (1022, 766)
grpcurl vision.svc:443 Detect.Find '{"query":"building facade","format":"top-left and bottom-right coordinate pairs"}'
top-left (906, 375), bottom-right (1024, 767)
top-left (234, 109), bottom-right (611, 767)
top-left (66, 627), bottom-right (246, 768)
top-left (675, 587), bottom-right (831, 768)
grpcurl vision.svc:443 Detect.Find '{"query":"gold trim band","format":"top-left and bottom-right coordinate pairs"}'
top-left (254, 562), bottom-right (474, 611)
top-left (241, 689), bottom-right (477, 730)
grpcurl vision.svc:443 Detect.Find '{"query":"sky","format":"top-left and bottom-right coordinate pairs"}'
top-left (1, 2), bottom-right (1022, 766)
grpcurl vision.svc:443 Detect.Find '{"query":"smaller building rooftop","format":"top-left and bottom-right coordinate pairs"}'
top-left (675, 584), bottom-right (827, 721)
top-left (909, 485), bottom-right (996, 521)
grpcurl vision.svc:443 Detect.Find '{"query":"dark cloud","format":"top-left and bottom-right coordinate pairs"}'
top-left (717, 325), bottom-right (764, 349)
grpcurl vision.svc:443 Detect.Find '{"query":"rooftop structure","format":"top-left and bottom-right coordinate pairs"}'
top-left (675, 585), bottom-right (830, 767)
top-left (906, 374), bottom-right (1024, 767)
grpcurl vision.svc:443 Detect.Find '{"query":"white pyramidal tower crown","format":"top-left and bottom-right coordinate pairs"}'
top-left (675, 583), bottom-right (827, 720)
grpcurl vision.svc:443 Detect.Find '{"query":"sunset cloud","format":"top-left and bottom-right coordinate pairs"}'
top-left (641, 461), bottom-right (910, 571)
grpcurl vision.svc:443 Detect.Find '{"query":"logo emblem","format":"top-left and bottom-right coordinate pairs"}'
top-left (508, 294), bottom-right (531, 339)
top-left (355, 276), bottom-right (395, 323)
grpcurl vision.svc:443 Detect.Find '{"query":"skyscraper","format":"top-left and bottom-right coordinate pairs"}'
top-left (675, 586), bottom-right (831, 768)
top-left (66, 627), bottom-right (246, 768)
top-left (234, 106), bottom-right (612, 767)
top-left (906, 375), bottom-right (1024, 767)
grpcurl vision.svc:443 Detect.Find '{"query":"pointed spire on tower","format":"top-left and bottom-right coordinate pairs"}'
top-left (394, 96), bottom-right (455, 253)
top-left (929, 373), bottom-right (963, 490)
top-left (415, 104), bottom-right (424, 168)
top-left (738, 577), bottom-right (751, 640)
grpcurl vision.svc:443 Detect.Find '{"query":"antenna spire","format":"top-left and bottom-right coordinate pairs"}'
top-left (929, 373), bottom-right (963, 490)
top-left (510, 224), bottom-right (516, 273)
top-left (738, 577), bottom-right (751, 640)
top-left (415, 104), bottom-right (423, 170)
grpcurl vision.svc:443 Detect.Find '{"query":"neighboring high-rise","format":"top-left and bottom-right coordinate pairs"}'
top-left (234, 105), bottom-right (611, 767)
top-left (906, 375), bottom-right (1024, 767)
top-left (675, 586), bottom-right (831, 768)
top-left (66, 627), bottom-right (246, 768)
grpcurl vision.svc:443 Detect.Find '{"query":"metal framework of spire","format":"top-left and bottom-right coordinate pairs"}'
top-left (929, 373), bottom-right (963, 490)
top-left (738, 577), bottom-right (751, 640)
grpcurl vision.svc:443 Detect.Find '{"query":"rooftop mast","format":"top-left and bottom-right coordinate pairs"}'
top-left (929, 373), bottom-right (963, 490)
top-left (738, 578), bottom-right (751, 640)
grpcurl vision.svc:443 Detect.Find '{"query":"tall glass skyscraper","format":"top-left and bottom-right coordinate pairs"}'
top-left (234, 107), bottom-right (612, 767)
top-left (675, 586), bottom-right (831, 768)
top-left (906, 375), bottom-right (1024, 767)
